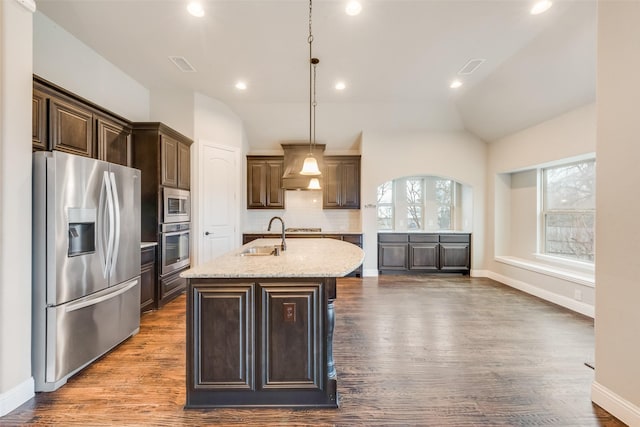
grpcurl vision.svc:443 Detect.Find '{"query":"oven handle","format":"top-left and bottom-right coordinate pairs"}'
top-left (162, 230), bottom-right (190, 238)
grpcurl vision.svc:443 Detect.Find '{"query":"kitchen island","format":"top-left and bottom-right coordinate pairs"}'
top-left (181, 238), bottom-right (364, 408)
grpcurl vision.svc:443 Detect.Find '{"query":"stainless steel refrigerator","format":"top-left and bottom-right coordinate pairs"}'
top-left (32, 151), bottom-right (141, 392)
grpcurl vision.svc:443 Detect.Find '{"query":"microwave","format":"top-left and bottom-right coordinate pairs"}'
top-left (163, 188), bottom-right (190, 223)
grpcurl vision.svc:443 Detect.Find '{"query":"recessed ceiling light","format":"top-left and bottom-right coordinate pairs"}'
top-left (530, 0), bottom-right (552, 15)
top-left (450, 80), bottom-right (463, 89)
top-left (187, 2), bottom-right (205, 17)
top-left (235, 81), bottom-right (247, 91)
top-left (335, 81), bottom-right (346, 91)
top-left (345, 1), bottom-right (362, 16)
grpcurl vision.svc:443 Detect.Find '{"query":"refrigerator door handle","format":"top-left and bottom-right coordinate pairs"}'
top-left (64, 279), bottom-right (139, 313)
top-left (108, 171), bottom-right (121, 278)
top-left (103, 171), bottom-right (116, 278)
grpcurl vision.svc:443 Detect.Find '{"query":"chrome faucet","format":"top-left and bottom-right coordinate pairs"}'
top-left (267, 216), bottom-right (286, 251)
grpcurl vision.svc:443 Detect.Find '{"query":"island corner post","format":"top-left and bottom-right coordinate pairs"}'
top-left (180, 237), bottom-right (363, 409)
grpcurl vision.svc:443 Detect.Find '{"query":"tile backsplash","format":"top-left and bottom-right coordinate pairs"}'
top-left (244, 190), bottom-right (361, 232)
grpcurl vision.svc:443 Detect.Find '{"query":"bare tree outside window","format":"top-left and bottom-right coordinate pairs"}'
top-left (377, 181), bottom-right (393, 229)
top-left (435, 179), bottom-right (452, 229)
top-left (377, 177), bottom-right (459, 231)
top-left (406, 179), bottom-right (422, 229)
top-left (543, 160), bottom-right (595, 262)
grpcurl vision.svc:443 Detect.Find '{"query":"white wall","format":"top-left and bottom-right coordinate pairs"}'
top-left (592, 2), bottom-right (640, 424)
top-left (0, 0), bottom-right (35, 416)
top-left (33, 12), bottom-right (149, 121)
top-left (149, 89), bottom-right (194, 139)
top-left (233, 101), bottom-right (464, 152)
top-left (485, 103), bottom-right (597, 317)
top-left (361, 130), bottom-right (487, 276)
top-left (244, 191), bottom-right (361, 233)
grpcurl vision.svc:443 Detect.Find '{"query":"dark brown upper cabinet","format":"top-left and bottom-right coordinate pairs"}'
top-left (50, 96), bottom-right (94, 158)
top-left (132, 122), bottom-right (193, 241)
top-left (33, 76), bottom-right (133, 166)
top-left (178, 142), bottom-right (191, 190)
top-left (322, 155), bottom-right (361, 209)
top-left (158, 133), bottom-right (190, 190)
top-left (161, 135), bottom-right (179, 188)
top-left (32, 88), bottom-right (48, 151)
top-left (96, 115), bottom-right (132, 167)
top-left (247, 156), bottom-right (285, 209)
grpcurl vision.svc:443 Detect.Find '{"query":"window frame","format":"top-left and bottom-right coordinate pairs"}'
top-left (539, 159), bottom-right (596, 264)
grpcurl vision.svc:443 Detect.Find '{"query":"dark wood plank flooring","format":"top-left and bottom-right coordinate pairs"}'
top-left (2, 276), bottom-right (624, 426)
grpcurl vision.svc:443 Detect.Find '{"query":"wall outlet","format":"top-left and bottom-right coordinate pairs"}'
top-left (574, 289), bottom-right (583, 301)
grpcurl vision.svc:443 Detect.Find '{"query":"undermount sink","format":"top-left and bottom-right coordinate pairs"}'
top-left (239, 245), bottom-right (279, 256)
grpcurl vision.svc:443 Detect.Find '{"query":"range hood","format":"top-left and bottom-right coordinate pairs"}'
top-left (281, 143), bottom-right (325, 190)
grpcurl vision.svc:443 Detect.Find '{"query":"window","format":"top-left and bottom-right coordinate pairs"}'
top-left (406, 178), bottom-right (423, 229)
top-left (541, 160), bottom-right (595, 262)
top-left (376, 176), bottom-right (458, 231)
top-left (377, 181), bottom-right (393, 230)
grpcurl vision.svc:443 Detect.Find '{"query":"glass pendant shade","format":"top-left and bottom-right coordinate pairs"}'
top-left (307, 178), bottom-right (321, 190)
top-left (300, 154), bottom-right (321, 175)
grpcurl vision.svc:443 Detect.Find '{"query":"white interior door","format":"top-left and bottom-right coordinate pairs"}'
top-left (198, 142), bottom-right (239, 265)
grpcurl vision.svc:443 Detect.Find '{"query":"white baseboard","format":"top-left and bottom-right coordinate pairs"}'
top-left (592, 381), bottom-right (640, 426)
top-left (487, 271), bottom-right (594, 318)
top-left (0, 377), bottom-right (34, 417)
top-left (362, 268), bottom-right (379, 277)
top-left (470, 269), bottom-right (490, 277)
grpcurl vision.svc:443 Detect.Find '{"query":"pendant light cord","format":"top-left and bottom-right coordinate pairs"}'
top-left (308, 0), bottom-right (314, 155)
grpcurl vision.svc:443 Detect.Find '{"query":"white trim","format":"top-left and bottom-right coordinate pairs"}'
top-left (470, 269), bottom-right (490, 277)
top-left (533, 252), bottom-right (595, 272)
top-left (14, 0), bottom-right (36, 12)
top-left (362, 268), bottom-right (379, 277)
top-left (495, 255), bottom-right (595, 288)
top-left (487, 270), bottom-right (594, 318)
top-left (0, 377), bottom-right (34, 417)
top-left (592, 381), bottom-right (640, 426)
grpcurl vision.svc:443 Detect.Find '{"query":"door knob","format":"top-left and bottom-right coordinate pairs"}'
top-left (205, 231), bottom-right (212, 236)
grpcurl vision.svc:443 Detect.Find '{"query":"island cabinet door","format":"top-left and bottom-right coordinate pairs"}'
top-left (190, 284), bottom-right (255, 390)
top-left (259, 283), bottom-right (324, 392)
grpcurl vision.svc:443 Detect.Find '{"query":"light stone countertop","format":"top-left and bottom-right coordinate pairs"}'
top-left (243, 230), bottom-right (362, 235)
top-left (181, 238), bottom-right (364, 279)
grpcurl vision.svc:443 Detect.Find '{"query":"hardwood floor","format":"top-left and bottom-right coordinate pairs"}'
top-left (2, 276), bottom-right (624, 426)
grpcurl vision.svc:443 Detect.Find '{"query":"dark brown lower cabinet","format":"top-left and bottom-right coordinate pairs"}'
top-left (159, 268), bottom-right (187, 307)
top-left (140, 246), bottom-right (157, 313)
top-left (186, 278), bottom-right (337, 408)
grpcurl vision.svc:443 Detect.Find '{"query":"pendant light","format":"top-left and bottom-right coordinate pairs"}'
top-left (300, 0), bottom-right (322, 178)
top-left (307, 177), bottom-right (321, 190)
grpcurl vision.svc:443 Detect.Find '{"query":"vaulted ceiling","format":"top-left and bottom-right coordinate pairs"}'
top-left (36, 0), bottom-right (596, 149)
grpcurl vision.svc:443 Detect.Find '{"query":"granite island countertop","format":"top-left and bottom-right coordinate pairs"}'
top-left (243, 230), bottom-right (362, 235)
top-left (181, 238), bottom-right (364, 279)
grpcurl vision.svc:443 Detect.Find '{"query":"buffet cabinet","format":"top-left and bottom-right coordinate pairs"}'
top-left (378, 233), bottom-right (470, 274)
top-left (186, 278), bottom-right (337, 408)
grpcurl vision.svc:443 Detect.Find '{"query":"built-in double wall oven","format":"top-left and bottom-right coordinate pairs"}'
top-left (160, 222), bottom-right (190, 275)
top-left (160, 188), bottom-right (191, 275)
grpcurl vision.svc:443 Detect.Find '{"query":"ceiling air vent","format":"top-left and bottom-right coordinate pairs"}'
top-left (458, 58), bottom-right (485, 75)
top-left (169, 56), bottom-right (196, 72)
